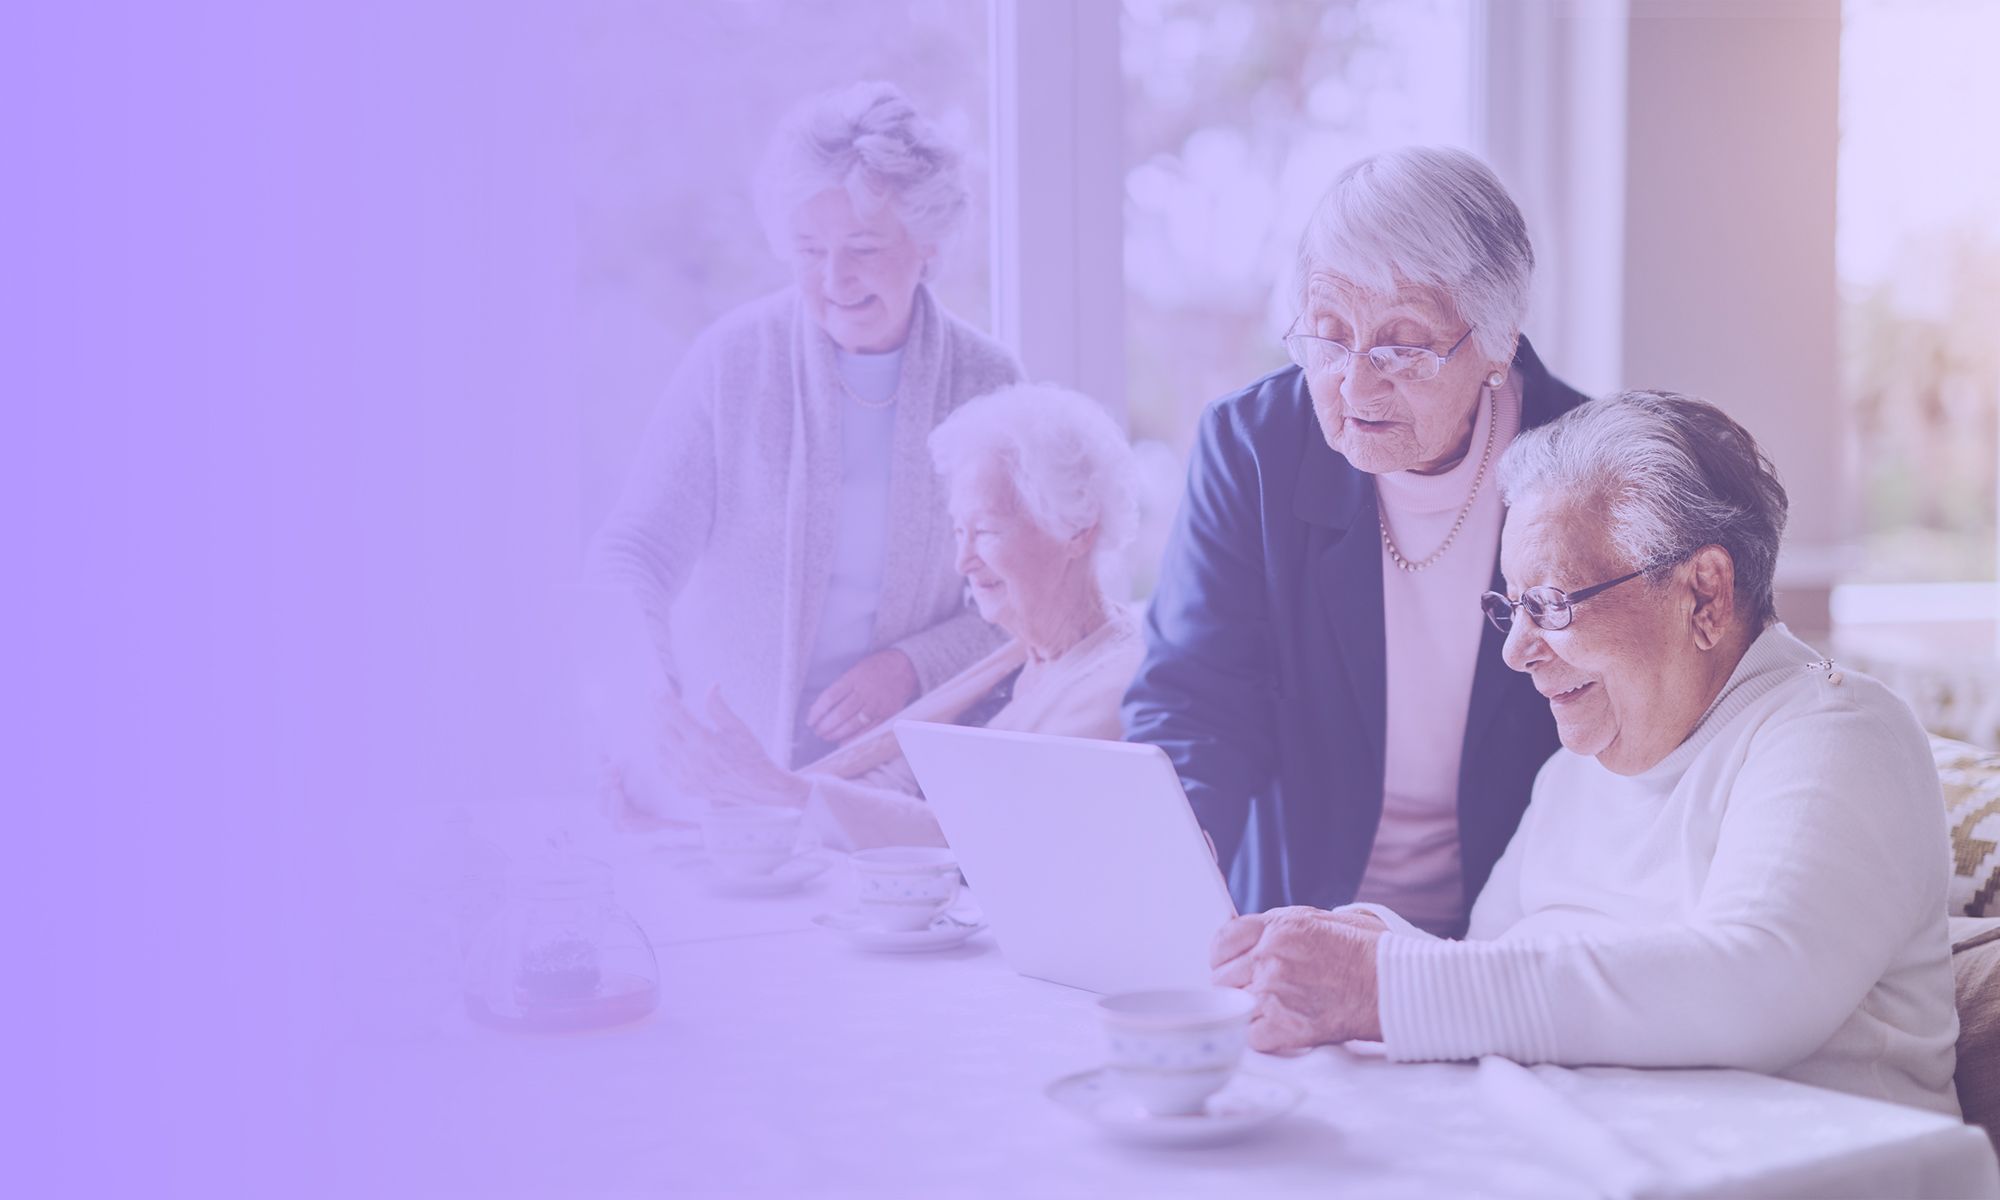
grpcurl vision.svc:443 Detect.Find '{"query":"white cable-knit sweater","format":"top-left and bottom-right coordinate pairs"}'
top-left (1358, 624), bottom-right (1961, 1115)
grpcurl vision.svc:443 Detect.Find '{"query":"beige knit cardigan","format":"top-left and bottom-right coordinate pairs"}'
top-left (587, 285), bottom-right (1021, 764)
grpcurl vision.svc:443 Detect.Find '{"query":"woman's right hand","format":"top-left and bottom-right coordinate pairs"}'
top-left (1252, 905), bottom-right (1389, 934)
top-left (1208, 908), bottom-right (1384, 1051)
top-left (1322, 908), bottom-right (1389, 933)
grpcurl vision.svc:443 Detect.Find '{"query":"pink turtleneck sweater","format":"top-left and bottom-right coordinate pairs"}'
top-left (1351, 371), bottom-right (1522, 936)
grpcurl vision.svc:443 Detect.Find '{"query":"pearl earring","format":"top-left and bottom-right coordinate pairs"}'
top-left (1486, 369), bottom-right (1506, 388)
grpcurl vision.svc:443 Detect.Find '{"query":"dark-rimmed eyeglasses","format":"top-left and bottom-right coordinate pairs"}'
top-left (1480, 563), bottom-right (1660, 633)
top-left (1281, 325), bottom-right (1475, 382)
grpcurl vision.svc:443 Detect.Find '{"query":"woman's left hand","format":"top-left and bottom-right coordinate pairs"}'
top-left (1209, 907), bottom-right (1383, 1052)
top-left (660, 687), bottom-right (811, 809)
top-left (806, 648), bottom-right (920, 743)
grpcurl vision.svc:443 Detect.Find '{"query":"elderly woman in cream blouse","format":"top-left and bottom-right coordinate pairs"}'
top-left (589, 82), bottom-right (1020, 781)
top-left (663, 383), bottom-right (1145, 848)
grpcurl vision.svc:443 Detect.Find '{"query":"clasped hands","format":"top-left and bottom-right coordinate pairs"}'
top-left (1209, 906), bottom-right (1386, 1053)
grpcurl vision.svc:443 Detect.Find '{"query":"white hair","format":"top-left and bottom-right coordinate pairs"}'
top-left (753, 82), bottom-right (968, 264)
top-left (1295, 146), bottom-right (1534, 363)
top-left (1497, 390), bottom-right (1791, 626)
top-left (928, 384), bottom-right (1138, 593)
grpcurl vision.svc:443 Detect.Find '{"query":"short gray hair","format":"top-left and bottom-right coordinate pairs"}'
top-left (754, 82), bottom-right (968, 260)
top-left (1296, 146), bottom-right (1534, 363)
top-left (1497, 390), bottom-right (1790, 626)
top-left (929, 384), bottom-right (1138, 590)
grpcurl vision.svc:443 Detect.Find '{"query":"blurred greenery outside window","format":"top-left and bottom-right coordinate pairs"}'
top-left (1838, 0), bottom-right (2000, 587)
top-left (1120, 0), bottom-right (1477, 453)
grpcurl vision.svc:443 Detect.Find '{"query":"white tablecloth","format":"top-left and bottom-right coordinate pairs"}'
top-left (343, 815), bottom-right (2000, 1198)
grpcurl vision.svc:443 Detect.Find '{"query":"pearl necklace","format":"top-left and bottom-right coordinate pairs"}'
top-left (1378, 388), bottom-right (1498, 573)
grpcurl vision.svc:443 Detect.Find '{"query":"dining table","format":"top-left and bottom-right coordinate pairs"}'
top-left (337, 795), bottom-right (2000, 1199)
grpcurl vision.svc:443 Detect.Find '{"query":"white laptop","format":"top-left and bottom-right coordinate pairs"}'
top-left (894, 722), bottom-right (1237, 994)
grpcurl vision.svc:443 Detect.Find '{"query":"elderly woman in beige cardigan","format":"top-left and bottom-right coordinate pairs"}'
top-left (663, 384), bottom-right (1145, 848)
top-left (588, 83), bottom-right (1021, 780)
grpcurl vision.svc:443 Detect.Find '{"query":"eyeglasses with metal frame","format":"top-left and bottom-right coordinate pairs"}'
top-left (1479, 557), bottom-right (1683, 634)
top-left (1281, 325), bottom-right (1476, 382)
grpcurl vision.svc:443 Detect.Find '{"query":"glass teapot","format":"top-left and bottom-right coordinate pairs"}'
top-left (462, 847), bottom-right (658, 1033)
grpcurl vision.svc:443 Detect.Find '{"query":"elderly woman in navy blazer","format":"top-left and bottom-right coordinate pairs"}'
top-left (1125, 147), bottom-right (1588, 935)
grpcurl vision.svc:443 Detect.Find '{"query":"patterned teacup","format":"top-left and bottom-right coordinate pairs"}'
top-left (1099, 987), bottom-right (1256, 1117)
top-left (850, 847), bottom-right (961, 931)
top-left (701, 805), bottom-right (803, 877)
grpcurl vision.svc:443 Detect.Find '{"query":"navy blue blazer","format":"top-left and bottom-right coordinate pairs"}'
top-left (1124, 339), bottom-right (1589, 930)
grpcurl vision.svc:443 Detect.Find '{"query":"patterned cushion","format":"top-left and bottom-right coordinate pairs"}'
top-left (1939, 735), bottom-right (2000, 918)
top-left (1954, 916), bottom-right (2000, 1147)
top-left (1933, 742), bottom-right (2000, 1141)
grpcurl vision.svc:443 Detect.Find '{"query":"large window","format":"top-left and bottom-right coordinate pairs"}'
top-left (1838, 0), bottom-right (2000, 587)
top-left (577, 0), bottom-right (1485, 593)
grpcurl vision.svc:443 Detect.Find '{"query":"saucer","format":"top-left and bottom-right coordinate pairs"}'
top-left (1045, 1068), bottom-right (1303, 1146)
top-left (811, 909), bottom-right (988, 953)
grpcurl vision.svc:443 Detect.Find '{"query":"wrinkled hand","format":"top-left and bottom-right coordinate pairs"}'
top-left (806, 649), bottom-right (919, 743)
top-left (660, 686), bottom-right (810, 808)
top-left (1322, 909), bottom-right (1388, 933)
top-left (1209, 906), bottom-right (1382, 1052)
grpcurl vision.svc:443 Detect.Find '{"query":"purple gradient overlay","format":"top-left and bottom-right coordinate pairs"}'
top-left (12, 2), bottom-right (1996, 1198)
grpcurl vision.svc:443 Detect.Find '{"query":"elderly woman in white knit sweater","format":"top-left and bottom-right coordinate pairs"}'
top-left (661, 383), bottom-right (1144, 848)
top-left (1212, 391), bottom-right (1960, 1115)
top-left (589, 82), bottom-right (1020, 779)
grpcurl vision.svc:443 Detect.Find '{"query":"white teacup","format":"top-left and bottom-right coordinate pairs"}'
top-left (1099, 987), bottom-right (1256, 1117)
top-left (849, 847), bottom-right (961, 932)
top-left (701, 806), bottom-right (803, 877)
